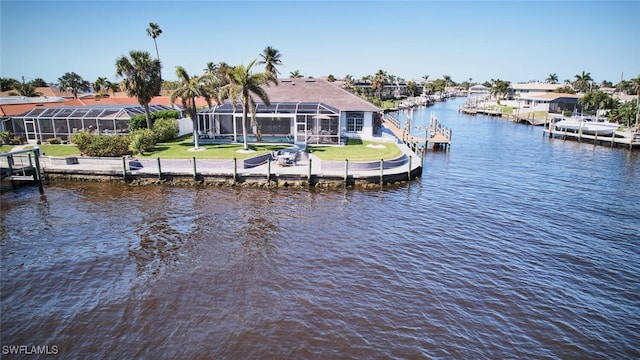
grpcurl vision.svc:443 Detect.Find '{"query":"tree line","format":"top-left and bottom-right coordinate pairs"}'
top-left (2, 22), bottom-right (639, 130)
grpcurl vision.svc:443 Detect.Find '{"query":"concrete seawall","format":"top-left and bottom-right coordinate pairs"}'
top-left (32, 143), bottom-right (423, 189)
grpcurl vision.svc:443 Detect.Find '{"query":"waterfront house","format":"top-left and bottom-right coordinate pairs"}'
top-left (197, 78), bottom-right (381, 146)
top-left (508, 83), bottom-right (565, 99)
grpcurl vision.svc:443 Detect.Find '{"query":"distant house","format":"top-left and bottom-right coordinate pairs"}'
top-left (468, 84), bottom-right (490, 97)
top-left (515, 93), bottom-right (582, 114)
top-left (1, 93), bottom-right (188, 143)
top-left (509, 83), bottom-right (565, 99)
top-left (197, 78), bottom-right (381, 146)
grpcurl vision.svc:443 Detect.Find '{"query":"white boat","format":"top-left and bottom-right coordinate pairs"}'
top-left (554, 117), bottom-right (619, 135)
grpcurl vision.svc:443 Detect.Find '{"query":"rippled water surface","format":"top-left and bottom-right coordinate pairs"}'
top-left (2, 98), bottom-right (639, 359)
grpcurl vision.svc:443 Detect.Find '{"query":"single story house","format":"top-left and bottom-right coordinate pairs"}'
top-left (515, 93), bottom-right (582, 114)
top-left (197, 78), bottom-right (381, 146)
top-left (4, 104), bottom-right (179, 143)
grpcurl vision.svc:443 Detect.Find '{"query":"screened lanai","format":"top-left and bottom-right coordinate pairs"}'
top-left (197, 102), bottom-right (343, 145)
top-left (6, 105), bottom-right (175, 143)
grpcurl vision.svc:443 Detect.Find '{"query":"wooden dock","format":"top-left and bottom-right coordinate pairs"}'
top-left (383, 112), bottom-right (451, 152)
top-left (0, 148), bottom-right (45, 193)
top-left (542, 119), bottom-right (640, 149)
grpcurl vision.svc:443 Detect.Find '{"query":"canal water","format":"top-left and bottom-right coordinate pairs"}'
top-left (2, 97), bottom-right (639, 359)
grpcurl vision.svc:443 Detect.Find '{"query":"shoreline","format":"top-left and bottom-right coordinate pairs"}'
top-left (1, 143), bottom-right (425, 192)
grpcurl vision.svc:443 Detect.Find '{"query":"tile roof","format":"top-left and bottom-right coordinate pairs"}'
top-left (262, 78), bottom-right (380, 112)
top-left (2, 80), bottom-right (377, 117)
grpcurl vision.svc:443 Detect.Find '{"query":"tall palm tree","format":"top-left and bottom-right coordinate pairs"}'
top-left (574, 71), bottom-right (593, 93)
top-left (630, 74), bottom-right (640, 95)
top-left (146, 22), bottom-right (162, 60)
top-left (257, 46), bottom-right (283, 84)
top-left (443, 74), bottom-right (452, 93)
top-left (546, 73), bottom-right (559, 84)
top-left (93, 77), bottom-right (107, 94)
top-left (115, 50), bottom-right (162, 129)
top-left (107, 81), bottom-right (120, 96)
top-left (170, 66), bottom-right (216, 150)
top-left (218, 60), bottom-right (271, 150)
top-left (147, 23), bottom-right (163, 94)
top-left (372, 69), bottom-right (387, 99)
top-left (203, 62), bottom-right (218, 75)
top-left (342, 74), bottom-right (355, 91)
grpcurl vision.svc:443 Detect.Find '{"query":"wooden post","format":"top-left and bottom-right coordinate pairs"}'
top-left (33, 150), bottom-right (44, 194)
top-left (266, 158), bottom-right (271, 182)
top-left (157, 157), bottom-right (162, 180)
top-left (308, 158), bottom-right (312, 184)
top-left (28, 153), bottom-right (33, 167)
top-left (233, 157), bottom-right (237, 184)
top-left (193, 156), bottom-right (197, 180)
top-left (407, 156), bottom-right (412, 181)
top-left (122, 156), bottom-right (127, 181)
top-left (7, 155), bottom-right (13, 176)
top-left (380, 159), bottom-right (384, 186)
top-left (344, 159), bottom-right (349, 185)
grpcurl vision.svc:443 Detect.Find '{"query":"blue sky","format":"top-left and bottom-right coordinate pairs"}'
top-left (1, 1), bottom-right (638, 85)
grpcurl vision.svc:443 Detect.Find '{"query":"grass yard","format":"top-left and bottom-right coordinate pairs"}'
top-left (2, 137), bottom-right (404, 162)
top-left (137, 137), bottom-right (289, 160)
top-left (39, 144), bottom-right (82, 157)
top-left (309, 139), bottom-right (402, 161)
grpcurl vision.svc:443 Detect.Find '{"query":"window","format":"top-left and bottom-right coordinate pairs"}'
top-left (346, 112), bottom-right (364, 132)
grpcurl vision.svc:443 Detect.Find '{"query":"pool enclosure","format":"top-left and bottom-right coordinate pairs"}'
top-left (4, 105), bottom-right (176, 143)
top-left (197, 102), bottom-right (344, 145)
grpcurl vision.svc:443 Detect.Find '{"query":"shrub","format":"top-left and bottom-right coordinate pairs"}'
top-left (129, 129), bottom-right (156, 155)
top-left (153, 118), bottom-right (179, 143)
top-left (0, 131), bottom-right (12, 144)
top-left (9, 135), bottom-right (24, 145)
top-left (47, 137), bottom-right (61, 144)
top-left (129, 110), bottom-right (180, 132)
top-left (72, 131), bottom-right (130, 157)
top-left (71, 131), bottom-right (93, 151)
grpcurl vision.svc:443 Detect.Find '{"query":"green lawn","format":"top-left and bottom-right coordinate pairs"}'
top-left (137, 137), bottom-right (289, 160)
top-left (309, 139), bottom-right (402, 161)
top-left (0, 145), bottom-right (13, 154)
top-left (39, 144), bottom-right (82, 156)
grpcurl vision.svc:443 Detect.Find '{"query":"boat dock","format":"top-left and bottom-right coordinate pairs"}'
top-left (0, 148), bottom-right (45, 193)
top-left (542, 118), bottom-right (640, 149)
top-left (383, 112), bottom-right (451, 152)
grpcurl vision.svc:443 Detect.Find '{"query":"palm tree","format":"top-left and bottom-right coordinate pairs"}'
top-left (443, 74), bottom-right (452, 93)
top-left (371, 69), bottom-right (387, 99)
top-left (203, 62), bottom-right (218, 75)
top-left (93, 77), bottom-right (107, 94)
top-left (574, 71), bottom-right (593, 93)
top-left (58, 72), bottom-right (90, 99)
top-left (170, 66), bottom-right (216, 150)
top-left (115, 50), bottom-right (162, 129)
top-left (289, 70), bottom-right (303, 78)
top-left (146, 23), bottom-right (162, 60)
top-left (490, 79), bottom-right (511, 103)
top-left (630, 74), bottom-right (640, 95)
top-left (107, 81), bottom-right (120, 96)
top-left (257, 46), bottom-right (283, 84)
top-left (546, 73), bottom-right (559, 84)
top-left (218, 60), bottom-right (271, 150)
top-left (147, 22), bottom-right (163, 94)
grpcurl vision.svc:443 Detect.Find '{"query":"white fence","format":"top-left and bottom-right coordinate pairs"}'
top-left (177, 118), bottom-right (194, 137)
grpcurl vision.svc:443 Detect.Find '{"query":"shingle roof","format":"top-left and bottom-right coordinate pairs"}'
top-left (262, 78), bottom-right (379, 112)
